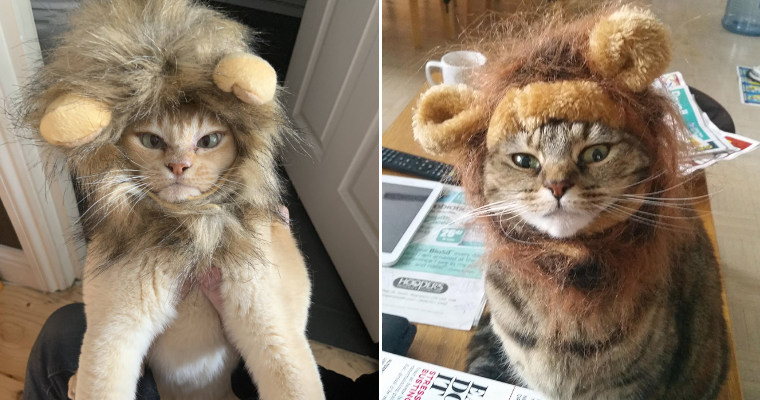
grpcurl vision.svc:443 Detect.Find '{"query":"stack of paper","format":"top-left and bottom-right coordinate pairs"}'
top-left (382, 185), bottom-right (487, 330)
top-left (658, 71), bottom-right (759, 174)
top-left (381, 352), bottom-right (548, 400)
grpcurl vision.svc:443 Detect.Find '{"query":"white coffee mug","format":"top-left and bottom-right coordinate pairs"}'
top-left (425, 51), bottom-right (486, 86)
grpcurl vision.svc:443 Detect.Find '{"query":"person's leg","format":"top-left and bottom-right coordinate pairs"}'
top-left (23, 303), bottom-right (160, 400)
top-left (24, 303), bottom-right (85, 400)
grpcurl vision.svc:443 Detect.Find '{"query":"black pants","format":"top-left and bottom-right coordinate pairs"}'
top-left (24, 303), bottom-right (377, 399)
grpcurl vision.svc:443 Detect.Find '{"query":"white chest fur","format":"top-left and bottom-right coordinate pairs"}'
top-left (148, 290), bottom-right (239, 400)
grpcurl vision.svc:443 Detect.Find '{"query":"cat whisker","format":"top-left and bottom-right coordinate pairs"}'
top-left (606, 170), bottom-right (666, 191)
top-left (607, 202), bottom-right (702, 220)
top-left (217, 177), bottom-right (258, 194)
top-left (630, 174), bottom-right (706, 197)
top-left (594, 204), bottom-right (694, 232)
top-left (80, 184), bottom-right (136, 228)
top-left (448, 204), bottom-right (522, 225)
top-left (612, 198), bottom-right (710, 214)
top-left (211, 182), bottom-right (241, 206)
top-left (498, 214), bottom-right (536, 245)
top-left (75, 177), bottom-right (148, 208)
top-left (483, 207), bottom-right (529, 218)
top-left (76, 186), bottom-right (121, 219)
top-left (76, 169), bottom-right (141, 180)
top-left (411, 202), bottom-right (526, 243)
top-left (619, 191), bottom-right (719, 202)
top-left (126, 185), bottom-right (150, 216)
top-left (80, 175), bottom-right (149, 187)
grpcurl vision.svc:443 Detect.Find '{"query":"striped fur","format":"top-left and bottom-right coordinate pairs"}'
top-left (464, 122), bottom-right (729, 399)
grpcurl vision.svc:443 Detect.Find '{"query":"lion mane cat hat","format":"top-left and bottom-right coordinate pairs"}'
top-left (15, 0), bottom-right (288, 215)
top-left (413, 4), bottom-right (675, 157)
top-left (11, 0), bottom-right (297, 274)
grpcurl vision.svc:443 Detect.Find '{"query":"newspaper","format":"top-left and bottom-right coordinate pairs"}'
top-left (381, 352), bottom-right (548, 400)
top-left (657, 71), bottom-right (760, 173)
top-left (737, 66), bottom-right (760, 106)
top-left (383, 185), bottom-right (487, 330)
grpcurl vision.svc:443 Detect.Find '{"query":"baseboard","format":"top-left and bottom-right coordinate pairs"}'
top-left (0, 245), bottom-right (36, 287)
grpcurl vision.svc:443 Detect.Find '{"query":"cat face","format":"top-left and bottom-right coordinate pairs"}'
top-left (483, 122), bottom-right (650, 238)
top-left (122, 107), bottom-right (237, 203)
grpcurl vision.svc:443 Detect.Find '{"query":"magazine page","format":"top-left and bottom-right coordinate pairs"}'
top-left (382, 268), bottom-right (486, 330)
top-left (383, 185), bottom-right (487, 330)
top-left (659, 72), bottom-right (728, 154)
top-left (391, 185), bottom-right (485, 279)
top-left (381, 352), bottom-right (548, 400)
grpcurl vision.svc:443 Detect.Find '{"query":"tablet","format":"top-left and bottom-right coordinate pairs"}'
top-left (382, 175), bottom-right (443, 267)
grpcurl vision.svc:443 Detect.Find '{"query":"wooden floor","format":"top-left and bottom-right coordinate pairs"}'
top-left (0, 283), bottom-right (83, 399)
top-left (0, 283), bottom-right (377, 400)
top-left (383, 0), bottom-right (760, 397)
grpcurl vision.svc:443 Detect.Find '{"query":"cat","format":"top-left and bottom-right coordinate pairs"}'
top-left (66, 106), bottom-right (323, 400)
top-left (411, 5), bottom-right (729, 400)
top-left (466, 121), bottom-right (729, 399)
top-left (14, 0), bottom-right (326, 399)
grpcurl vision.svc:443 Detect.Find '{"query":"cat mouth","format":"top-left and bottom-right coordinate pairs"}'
top-left (157, 183), bottom-right (202, 203)
top-left (525, 209), bottom-right (597, 238)
top-left (542, 205), bottom-right (570, 217)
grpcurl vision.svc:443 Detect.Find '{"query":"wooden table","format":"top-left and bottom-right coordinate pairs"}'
top-left (382, 86), bottom-right (744, 399)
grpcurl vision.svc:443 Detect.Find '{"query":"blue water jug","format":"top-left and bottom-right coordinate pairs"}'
top-left (722, 0), bottom-right (760, 36)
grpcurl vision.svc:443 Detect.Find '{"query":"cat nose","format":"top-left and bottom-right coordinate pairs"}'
top-left (544, 181), bottom-right (573, 199)
top-left (167, 161), bottom-right (191, 176)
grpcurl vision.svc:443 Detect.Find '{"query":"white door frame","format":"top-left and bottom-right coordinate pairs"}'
top-left (0, 0), bottom-right (84, 291)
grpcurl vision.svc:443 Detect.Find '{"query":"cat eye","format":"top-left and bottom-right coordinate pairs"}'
top-left (581, 144), bottom-right (610, 164)
top-left (512, 154), bottom-right (540, 170)
top-left (197, 133), bottom-right (221, 149)
top-left (140, 133), bottom-right (166, 149)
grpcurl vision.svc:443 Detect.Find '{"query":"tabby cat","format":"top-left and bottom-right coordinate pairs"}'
top-left (412, 5), bottom-right (729, 400)
top-left (466, 121), bottom-right (728, 399)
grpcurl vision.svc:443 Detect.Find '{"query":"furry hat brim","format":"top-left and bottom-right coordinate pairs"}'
top-left (487, 80), bottom-right (626, 148)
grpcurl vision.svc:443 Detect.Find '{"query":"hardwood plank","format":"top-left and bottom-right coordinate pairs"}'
top-left (0, 373), bottom-right (23, 400)
top-left (0, 284), bottom-right (82, 383)
top-left (406, 324), bottom-right (475, 371)
top-left (692, 178), bottom-right (745, 400)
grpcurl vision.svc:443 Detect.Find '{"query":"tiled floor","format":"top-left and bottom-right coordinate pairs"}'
top-left (382, 0), bottom-right (760, 397)
top-left (0, 283), bottom-right (377, 399)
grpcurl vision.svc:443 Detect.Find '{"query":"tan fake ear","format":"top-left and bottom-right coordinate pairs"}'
top-left (213, 52), bottom-right (277, 105)
top-left (412, 84), bottom-right (488, 155)
top-left (39, 94), bottom-right (112, 147)
top-left (587, 5), bottom-right (671, 93)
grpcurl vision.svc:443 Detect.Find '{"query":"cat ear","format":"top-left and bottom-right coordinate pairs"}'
top-left (587, 5), bottom-right (672, 93)
top-left (39, 94), bottom-right (112, 147)
top-left (213, 52), bottom-right (277, 105)
top-left (412, 84), bottom-right (488, 155)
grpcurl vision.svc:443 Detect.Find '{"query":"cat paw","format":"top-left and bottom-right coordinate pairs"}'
top-left (213, 52), bottom-right (277, 105)
top-left (67, 373), bottom-right (77, 399)
top-left (39, 94), bottom-right (111, 147)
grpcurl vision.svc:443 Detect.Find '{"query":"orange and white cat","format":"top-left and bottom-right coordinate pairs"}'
top-left (66, 108), bottom-right (324, 400)
top-left (17, 0), bottom-right (327, 398)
